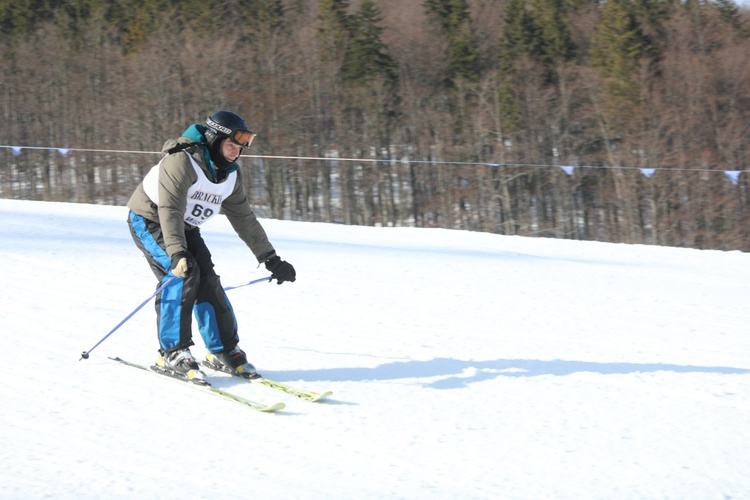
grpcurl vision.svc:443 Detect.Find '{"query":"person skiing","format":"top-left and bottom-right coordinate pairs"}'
top-left (126, 110), bottom-right (295, 383)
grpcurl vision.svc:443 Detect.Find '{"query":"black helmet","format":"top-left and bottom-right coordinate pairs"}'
top-left (204, 110), bottom-right (256, 169)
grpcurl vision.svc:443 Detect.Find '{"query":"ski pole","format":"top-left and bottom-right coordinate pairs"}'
top-left (223, 275), bottom-right (273, 291)
top-left (80, 275), bottom-right (177, 361)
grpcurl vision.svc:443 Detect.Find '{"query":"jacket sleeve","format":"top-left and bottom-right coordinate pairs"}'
top-left (157, 153), bottom-right (197, 258)
top-left (221, 169), bottom-right (276, 262)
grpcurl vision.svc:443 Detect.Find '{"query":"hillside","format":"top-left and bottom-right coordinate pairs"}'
top-left (1, 199), bottom-right (749, 499)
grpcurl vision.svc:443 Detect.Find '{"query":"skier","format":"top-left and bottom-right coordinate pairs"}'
top-left (126, 110), bottom-right (295, 382)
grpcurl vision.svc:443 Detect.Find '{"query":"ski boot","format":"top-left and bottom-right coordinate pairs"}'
top-left (205, 345), bottom-right (258, 379)
top-left (155, 347), bottom-right (208, 385)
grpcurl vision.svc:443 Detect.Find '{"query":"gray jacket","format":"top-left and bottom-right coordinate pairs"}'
top-left (127, 137), bottom-right (275, 262)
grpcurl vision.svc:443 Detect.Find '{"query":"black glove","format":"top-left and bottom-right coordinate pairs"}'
top-left (171, 251), bottom-right (193, 278)
top-left (265, 255), bottom-right (296, 285)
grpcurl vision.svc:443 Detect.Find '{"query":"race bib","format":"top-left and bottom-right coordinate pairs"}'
top-left (142, 152), bottom-right (237, 226)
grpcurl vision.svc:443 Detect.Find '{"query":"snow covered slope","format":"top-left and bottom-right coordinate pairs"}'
top-left (1, 199), bottom-right (748, 499)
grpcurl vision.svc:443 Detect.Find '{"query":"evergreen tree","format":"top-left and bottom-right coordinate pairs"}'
top-left (590, 0), bottom-right (646, 88)
top-left (423, 0), bottom-right (470, 34)
top-left (238, 0), bottom-right (285, 34)
top-left (500, 0), bottom-right (542, 66)
top-left (589, 0), bottom-right (650, 133)
top-left (423, 0), bottom-right (481, 84)
top-left (174, 0), bottom-right (223, 36)
top-left (713, 0), bottom-right (747, 34)
top-left (317, 0), bottom-right (353, 64)
top-left (447, 20), bottom-right (480, 82)
top-left (500, 0), bottom-right (574, 79)
top-left (532, 0), bottom-right (575, 65)
top-left (629, 0), bottom-right (670, 37)
top-left (497, 0), bottom-right (539, 135)
top-left (342, 0), bottom-right (397, 86)
top-left (0, 0), bottom-right (54, 38)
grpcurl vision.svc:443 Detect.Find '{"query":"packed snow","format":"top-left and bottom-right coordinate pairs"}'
top-left (1, 198), bottom-right (748, 499)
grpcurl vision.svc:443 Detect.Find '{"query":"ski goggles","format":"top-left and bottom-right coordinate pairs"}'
top-left (229, 129), bottom-right (256, 148)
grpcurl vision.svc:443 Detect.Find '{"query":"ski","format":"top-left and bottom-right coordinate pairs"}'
top-left (108, 357), bottom-right (285, 413)
top-left (202, 360), bottom-right (333, 402)
top-left (256, 377), bottom-right (333, 402)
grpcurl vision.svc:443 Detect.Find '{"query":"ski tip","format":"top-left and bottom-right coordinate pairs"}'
top-left (311, 391), bottom-right (334, 402)
top-left (263, 402), bottom-right (286, 412)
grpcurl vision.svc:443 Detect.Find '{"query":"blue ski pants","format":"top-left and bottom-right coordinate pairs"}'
top-left (127, 211), bottom-right (239, 355)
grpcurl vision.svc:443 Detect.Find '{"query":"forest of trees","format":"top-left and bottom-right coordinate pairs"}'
top-left (1, 0), bottom-right (749, 250)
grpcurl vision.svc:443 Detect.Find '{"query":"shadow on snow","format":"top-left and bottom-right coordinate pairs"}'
top-left (262, 358), bottom-right (750, 390)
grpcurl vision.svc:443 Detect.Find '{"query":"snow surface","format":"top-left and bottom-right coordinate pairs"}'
top-left (1, 198), bottom-right (749, 500)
